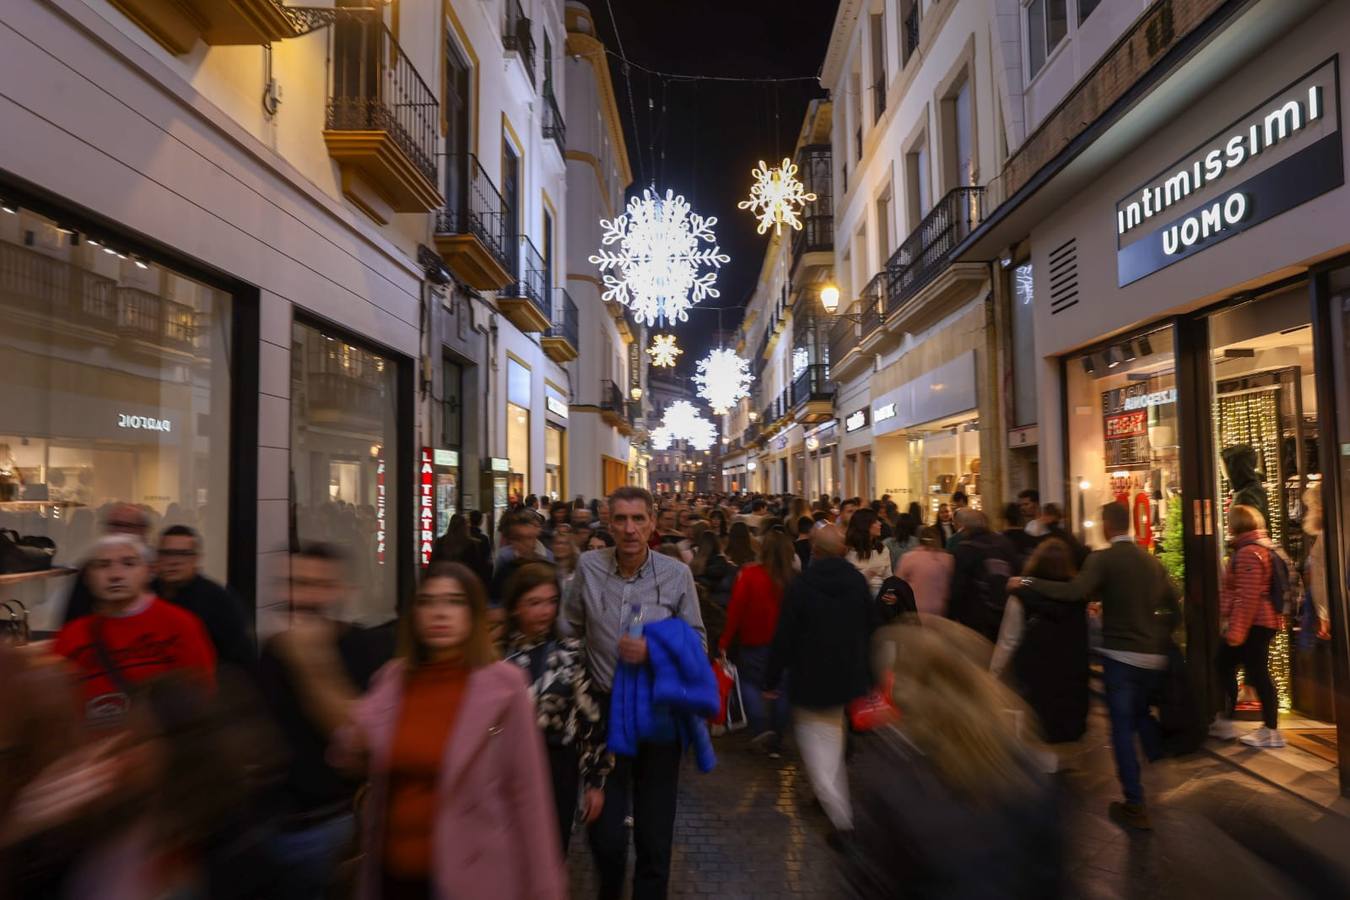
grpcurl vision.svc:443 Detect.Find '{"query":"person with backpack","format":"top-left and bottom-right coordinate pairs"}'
top-left (1210, 504), bottom-right (1287, 749)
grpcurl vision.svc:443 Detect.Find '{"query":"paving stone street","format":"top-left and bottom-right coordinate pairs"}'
top-left (565, 701), bottom-right (1350, 899)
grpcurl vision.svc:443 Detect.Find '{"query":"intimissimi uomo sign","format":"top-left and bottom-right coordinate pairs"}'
top-left (1116, 58), bottom-right (1342, 287)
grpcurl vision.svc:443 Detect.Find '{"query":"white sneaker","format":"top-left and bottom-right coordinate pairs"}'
top-left (1239, 727), bottom-right (1285, 749)
top-left (1209, 717), bottom-right (1239, 740)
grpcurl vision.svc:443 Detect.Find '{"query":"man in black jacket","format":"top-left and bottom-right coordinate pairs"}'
top-left (948, 510), bottom-right (1019, 642)
top-left (764, 523), bottom-right (872, 835)
top-left (156, 525), bottom-right (256, 673)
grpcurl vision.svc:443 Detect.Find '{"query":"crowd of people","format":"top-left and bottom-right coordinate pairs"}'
top-left (0, 478), bottom-right (1304, 898)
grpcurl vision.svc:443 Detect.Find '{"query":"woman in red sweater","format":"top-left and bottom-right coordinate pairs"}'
top-left (720, 531), bottom-right (796, 755)
top-left (1212, 505), bottom-right (1284, 749)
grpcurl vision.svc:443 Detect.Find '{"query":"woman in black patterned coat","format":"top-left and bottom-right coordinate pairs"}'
top-left (502, 561), bottom-right (611, 853)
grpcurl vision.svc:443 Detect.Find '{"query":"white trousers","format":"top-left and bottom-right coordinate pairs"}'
top-left (794, 706), bottom-right (852, 830)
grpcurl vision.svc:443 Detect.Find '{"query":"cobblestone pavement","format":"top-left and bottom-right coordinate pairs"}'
top-left (565, 702), bottom-right (1350, 899)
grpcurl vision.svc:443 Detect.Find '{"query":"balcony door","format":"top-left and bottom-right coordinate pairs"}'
top-left (502, 142), bottom-right (521, 274)
top-left (333, 0), bottom-right (380, 127)
top-left (443, 36), bottom-right (471, 215)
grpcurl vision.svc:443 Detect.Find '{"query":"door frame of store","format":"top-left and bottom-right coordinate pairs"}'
top-left (1059, 269), bottom-right (1350, 794)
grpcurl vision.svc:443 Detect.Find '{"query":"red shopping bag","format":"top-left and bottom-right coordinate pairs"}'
top-left (847, 672), bottom-right (900, 732)
top-left (711, 657), bottom-right (748, 731)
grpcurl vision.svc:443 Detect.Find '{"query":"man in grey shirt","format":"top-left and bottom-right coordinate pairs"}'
top-left (562, 485), bottom-right (704, 900)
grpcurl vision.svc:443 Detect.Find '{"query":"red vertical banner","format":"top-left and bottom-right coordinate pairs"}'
top-left (419, 448), bottom-right (435, 566)
top-left (375, 458), bottom-right (386, 565)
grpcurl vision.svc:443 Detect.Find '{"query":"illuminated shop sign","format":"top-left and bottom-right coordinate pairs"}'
top-left (546, 396), bottom-right (569, 419)
top-left (117, 413), bottom-right (171, 433)
top-left (873, 402), bottom-right (897, 423)
top-left (375, 457), bottom-right (386, 565)
top-left (1116, 60), bottom-right (1341, 287)
top-left (845, 408), bottom-right (869, 433)
top-left (419, 448), bottom-right (435, 567)
top-left (433, 449), bottom-right (459, 467)
top-left (1123, 388), bottom-right (1176, 411)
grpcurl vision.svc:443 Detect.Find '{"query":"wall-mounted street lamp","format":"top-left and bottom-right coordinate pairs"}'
top-left (818, 283), bottom-right (863, 322)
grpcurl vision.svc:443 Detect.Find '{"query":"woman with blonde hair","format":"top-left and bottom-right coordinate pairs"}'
top-left (845, 619), bottom-right (1060, 898)
top-left (311, 562), bottom-right (562, 899)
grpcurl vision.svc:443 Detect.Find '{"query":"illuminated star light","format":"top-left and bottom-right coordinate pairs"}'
top-left (693, 348), bottom-right (752, 416)
top-left (738, 158), bottom-right (817, 236)
top-left (646, 333), bottom-right (683, 368)
top-left (659, 400), bottom-right (717, 451)
top-left (589, 188), bottom-right (730, 326)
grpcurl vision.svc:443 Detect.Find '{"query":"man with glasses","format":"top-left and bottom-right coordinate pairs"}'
top-left (155, 525), bottom-right (255, 674)
top-left (62, 503), bottom-right (151, 623)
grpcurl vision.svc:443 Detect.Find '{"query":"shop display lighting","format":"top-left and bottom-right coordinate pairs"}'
top-left (1078, 479), bottom-right (1092, 491)
top-left (1107, 346), bottom-right (1126, 368)
top-left (1081, 355), bottom-right (1097, 375)
top-left (1138, 335), bottom-right (1154, 356)
top-left (0, 200), bottom-right (15, 215)
top-left (1123, 342), bottom-right (1138, 363)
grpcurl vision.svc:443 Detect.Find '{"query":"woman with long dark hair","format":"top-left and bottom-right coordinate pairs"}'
top-left (323, 563), bottom-right (563, 899)
top-left (708, 508), bottom-right (729, 539)
top-left (501, 562), bottom-right (609, 854)
top-left (845, 508), bottom-right (890, 596)
top-left (725, 520), bottom-right (757, 567)
top-left (720, 530), bottom-right (796, 754)
top-left (997, 538), bottom-right (1089, 743)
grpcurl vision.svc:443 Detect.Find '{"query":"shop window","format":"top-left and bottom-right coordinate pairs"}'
top-left (291, 321), bottom-right (398, 625)
top-left (1209, 288), bottom-right (1324, 719)
top-left (1065, 325), bottom-right (1180, 567)
top-left (507, 358), bottom-right (530, 500)
top-left (0, 208), bottom-right (232, 631)
top-left (545, 423), bottom-right (564, 501)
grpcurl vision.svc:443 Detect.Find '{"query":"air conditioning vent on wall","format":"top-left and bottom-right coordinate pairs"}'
top-left (1048, 238), bottom-right (1078, 315)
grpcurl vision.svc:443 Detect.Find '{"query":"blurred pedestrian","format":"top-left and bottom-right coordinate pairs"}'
top-left (948, 510), bottom-right (1018, 642)
top-left (720, 530), bottom-right (794, 756)
top-left (690, 531), bottom-right (737, 607)
top-left (431, 513), bottom-right (492, 588)
top-left (314, 562), bottom-right (563, 899)
top-left (997, 538), bottom-right (1089, 743)
top-left (62, 502), bottom-right (150, 623)
top-left (587, 530), bottom-right (616, 551)
top-left (846, 620), bottom-right (1062, 899)
top-left (725, 520), bottom-right (757, 566)
top-left (1000, 503), bottom-right (1040, 568)
top-left (765, 524), bottom-right (872, 836)
top-left (935, 503), bottom-right (956, 545)
top-left (258, 543), bottom-right (395, 900)
top-left (1211, 505), bottom-right (1284, 749)
top-left (1010, 502), bottom-right (1178, 830)
top-left (550, 525), bottom-right (580, 594)
top-left (793, 515), bottom-right (814, 571)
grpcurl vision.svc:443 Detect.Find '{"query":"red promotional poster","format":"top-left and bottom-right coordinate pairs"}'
top-left (1104, 411), bottom-right (1147, 439)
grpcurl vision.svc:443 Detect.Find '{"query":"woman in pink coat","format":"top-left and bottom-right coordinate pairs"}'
top-left (896, 526), bottom-right (955, 616)
top-left (318, 562), bottom-right (564, 899)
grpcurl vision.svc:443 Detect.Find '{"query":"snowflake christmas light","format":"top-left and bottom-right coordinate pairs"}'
top-left (589, 188), bottom-right (730, 326)
top-left (693, 348), bottom-right (752, 416)
top-left (646, 333), bottom-right (682, 368)
top-left (659, 400), bottom-right (717, 451)
top-left (738, 158), bottom-right (817, 236)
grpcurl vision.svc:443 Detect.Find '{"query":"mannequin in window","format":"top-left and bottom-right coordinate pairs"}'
top-left (1220, 444), bottom-right (1268, 526)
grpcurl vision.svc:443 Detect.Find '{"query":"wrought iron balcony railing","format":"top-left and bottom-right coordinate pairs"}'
top-left (827, 301), bottom-right (860, 369)
top-left (508, 234), bottom-right (548, 319)
top-left (326, 7), bottom-right (438, 186)
top-left (435, 153), bottom-right (509, 269)
top-left (545, 287), bottom-right (579, 349)
top-left (0, 242), bottom-right (116, 324)
top-left (885, 185), bottom-right (985, 313)
top-left (859, 271), bottom-right (886, 338)
top-left (790, 364), bottom-right (833, 408)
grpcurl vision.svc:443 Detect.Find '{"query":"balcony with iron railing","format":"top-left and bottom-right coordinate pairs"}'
top-left (116, 287), bottom-right (196, 353)
top-left (600, 379), bottom-right (626, 429)
top-left (433, 153), bottom-right (512, 289)
top-left (104, 0), bottom-right (298, 55)
top-left (790, 363), bottom-right (834, 424)
top-left (502, 0), bottom-right (536, 86)
top-left (827, 303), bottom-right (860, 378)
top-left (884, 186), bottom-right (986, 314)
top-left (859, 271), bottom-right (886, 340)
top-left (872, 75), bottom-right (886, 122)
top-left (497, 235), bottom-right (550, 332)
top-left (542, 288), bottom-right (579, 362)
top-left (322, 7), bottom-right (442, 216)
top-left (0, 242), bottom-right (116, 327)
top-left (903, 4), bottom-right (921, 62)
top-left (542, 85), bottom-right (566, 155)
top-left (302, 340), bottom-right (388, 425)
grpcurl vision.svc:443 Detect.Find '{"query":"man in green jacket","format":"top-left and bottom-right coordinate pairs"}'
top-left (1008, 501), bottom-right (1178, 831)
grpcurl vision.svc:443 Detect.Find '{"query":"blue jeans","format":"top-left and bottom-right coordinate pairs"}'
top-left (736, 645), bottom-right (789, 740)
top-left (266, 812), bottom-right (355, 900)
top-left (1101, 657), bottom-right (1165, 805)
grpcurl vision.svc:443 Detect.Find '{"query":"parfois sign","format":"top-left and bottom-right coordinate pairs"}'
top-left (1116, 59), bottom-right (1342, 286)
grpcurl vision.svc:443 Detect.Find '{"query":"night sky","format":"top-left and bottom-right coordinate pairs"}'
top-left (585, 0), bottom-right (837, 377)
